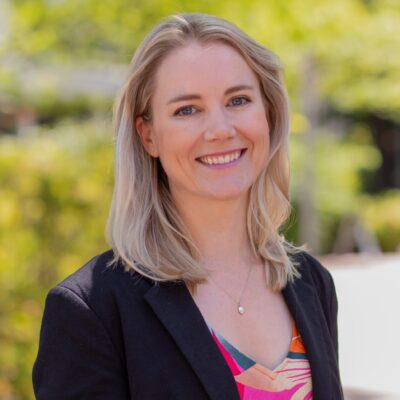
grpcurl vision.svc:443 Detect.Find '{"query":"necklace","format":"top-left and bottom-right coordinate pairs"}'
top-left (208, 263), bottom-right (255, 315)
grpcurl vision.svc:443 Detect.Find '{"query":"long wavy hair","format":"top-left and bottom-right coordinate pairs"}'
top-left (106, 13), bottom-right (303, 293)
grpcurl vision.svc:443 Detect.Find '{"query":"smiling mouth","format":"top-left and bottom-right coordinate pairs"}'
top-left (196, 149), bottom-right (246, 166)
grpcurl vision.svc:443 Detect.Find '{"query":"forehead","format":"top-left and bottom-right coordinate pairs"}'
top-left (152, 41), bottom-right (259, 97)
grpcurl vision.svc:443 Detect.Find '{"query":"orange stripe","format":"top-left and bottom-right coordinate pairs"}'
top-left (289, 321), bottom-right (307, 354)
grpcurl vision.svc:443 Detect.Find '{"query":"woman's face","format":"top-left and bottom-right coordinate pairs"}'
top-left (136, 41), bottom-right (270, 203)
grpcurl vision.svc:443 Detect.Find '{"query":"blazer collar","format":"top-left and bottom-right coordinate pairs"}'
top-left (144, 281), bottom-right (240, 399)
top-left (282, 276), bottom-right (333, 399)
top-left (145, 276), bottom-right (332, 399)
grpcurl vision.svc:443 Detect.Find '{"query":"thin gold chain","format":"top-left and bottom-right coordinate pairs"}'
top-left (207, 263), bottom-right (255, 314)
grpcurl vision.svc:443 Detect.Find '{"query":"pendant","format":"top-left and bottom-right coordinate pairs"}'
top-left (238, 304), bottom-right (245, 315)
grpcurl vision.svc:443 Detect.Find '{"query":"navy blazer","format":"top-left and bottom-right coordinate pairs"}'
top-left (32, 250), bottom-right (343, 399)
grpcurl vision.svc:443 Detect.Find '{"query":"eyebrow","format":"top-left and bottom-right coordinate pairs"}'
top-left (167, 84), bottom-right (255, 105)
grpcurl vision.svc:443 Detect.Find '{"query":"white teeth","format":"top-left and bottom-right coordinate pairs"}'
top-left (199, 150), bottom-right (242, 165)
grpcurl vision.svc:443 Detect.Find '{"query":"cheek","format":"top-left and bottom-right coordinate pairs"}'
top-left (156, 131), bottom-right (193, 173)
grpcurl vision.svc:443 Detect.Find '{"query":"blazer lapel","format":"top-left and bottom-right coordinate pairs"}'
top-left (145, 276), bottom-right (333, 399)
top-left (283, 277), bottom-right (333, 399)
top-left (144, 281), bottom-right (240, 400)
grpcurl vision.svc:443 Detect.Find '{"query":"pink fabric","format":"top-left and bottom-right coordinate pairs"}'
top-left (208, 321), bottom-right (313, 399)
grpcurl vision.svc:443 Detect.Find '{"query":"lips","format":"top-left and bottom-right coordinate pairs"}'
top-left (196, 148), bottom-right (247, 166)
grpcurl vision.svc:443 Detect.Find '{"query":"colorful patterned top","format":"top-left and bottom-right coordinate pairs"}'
top-left (207, 320), bottom-right (313, 399)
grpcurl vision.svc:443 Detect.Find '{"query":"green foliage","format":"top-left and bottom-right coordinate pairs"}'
top-left (360, 190), bottom-right (400, 251)
top-left (0, 120), bottom-right (113, 399)
top-left (5, 0), bottom-right (218, 62)
top-left (292, 134), bottom-right (381, 214)
top-left (34, 94), bottom-right (112, 125)
top-left (289, 129), bottom-right (382, 252)
top-left (2, 0), bottom-right (400, 120)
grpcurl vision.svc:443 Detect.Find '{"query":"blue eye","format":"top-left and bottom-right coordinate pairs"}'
top-left (230, 96), bottom-right (250, 106)
top-left (174, 106), bottom-right (196, 116)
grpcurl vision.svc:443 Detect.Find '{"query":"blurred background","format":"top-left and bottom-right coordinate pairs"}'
top-left (0, 0), bottom-right (399, 399)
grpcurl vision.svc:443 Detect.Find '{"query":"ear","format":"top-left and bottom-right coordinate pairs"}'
top-left (135, 116), bottom-right (159, 158)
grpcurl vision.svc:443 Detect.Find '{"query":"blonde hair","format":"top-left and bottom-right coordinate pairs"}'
top-left (106, 12), bottom-right (303, 293)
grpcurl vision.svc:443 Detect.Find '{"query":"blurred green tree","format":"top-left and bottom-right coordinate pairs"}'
top-left (0, 120), bottom-right (113, 399)
top-left (2, 0), bottom-right (399, 118)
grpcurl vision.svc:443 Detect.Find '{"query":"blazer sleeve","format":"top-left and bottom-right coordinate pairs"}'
top-left (301, 252), bottom-right (340, 362)
top-left (32, 285), bottom-right (130, 400)
top-left (327, 271), bottom-right (339, 362)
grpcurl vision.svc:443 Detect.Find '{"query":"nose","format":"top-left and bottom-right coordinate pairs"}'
top-left (204, 108), bottom-right (235, 141)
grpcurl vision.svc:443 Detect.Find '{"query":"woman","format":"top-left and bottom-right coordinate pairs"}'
top-left (32, 13), bottom-right (343, 399)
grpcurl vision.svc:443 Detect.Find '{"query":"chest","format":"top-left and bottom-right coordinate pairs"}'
top-left (189, 272), bottom-right (294, 371)
top-left (129, 270), bottom-right (341, 399)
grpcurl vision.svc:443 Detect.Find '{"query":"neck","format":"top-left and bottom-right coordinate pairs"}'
top-left (172, 190), bottom-right (259, 275)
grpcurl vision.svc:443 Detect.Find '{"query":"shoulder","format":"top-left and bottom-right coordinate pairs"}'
top-left (41, 250), bottom-right (157, 360)
top-left (59, 249), bottom-right (152, 290)
top-left (47, 249), bottom-right (154, 316)
top-left (291, 250), bottom-right (336, 300)
top-left (294, 250), bottom-right (334, 283)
